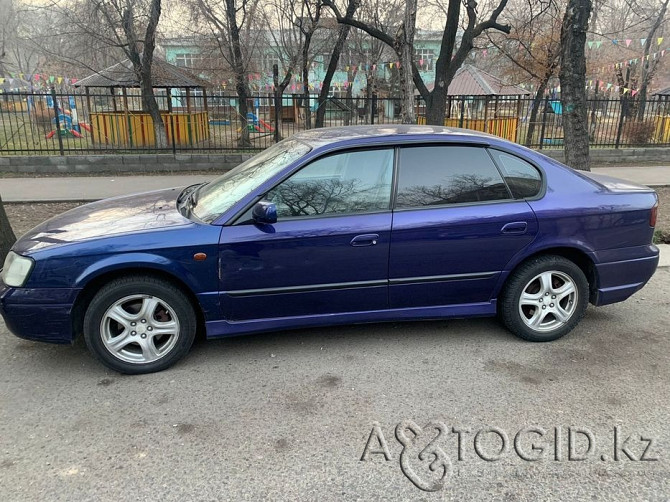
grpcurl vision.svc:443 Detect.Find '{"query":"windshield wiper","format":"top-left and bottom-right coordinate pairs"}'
top-left (178, 183), bottom-right (205, 204)
top-left (178, 182), bottom-right (207, 208)
top-left (178, 182), bottom-right (208, 218)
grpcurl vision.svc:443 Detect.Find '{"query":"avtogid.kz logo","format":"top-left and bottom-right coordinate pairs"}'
top-left (361, 421), bottom-right (658, 492)
top-left (362, 420), bottom-right (453, 492)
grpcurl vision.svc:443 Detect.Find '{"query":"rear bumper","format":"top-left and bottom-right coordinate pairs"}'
top-left (592, 245), bottom-right (659, 306)
top-left (0, 283), bottom-right (80, 344)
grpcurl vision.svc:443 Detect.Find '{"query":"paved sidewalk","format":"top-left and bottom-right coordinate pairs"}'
top-left (0, 165), bottom-right (668, 203)
top-left (0, 175), bottom-right (213, 202)
top-left (592, 165), bottom-right (670, 187)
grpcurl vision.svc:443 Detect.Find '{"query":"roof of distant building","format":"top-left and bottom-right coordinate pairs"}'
top-left (75, 57), bottom-right (209, 88)
top-left (427, 64), bottom-right (530, 96)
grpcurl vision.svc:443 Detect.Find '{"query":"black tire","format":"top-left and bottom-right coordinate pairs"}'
top-left (499, 255), bottom-right (589, 342)
top-left (83, 276), bottom-right (197, 374)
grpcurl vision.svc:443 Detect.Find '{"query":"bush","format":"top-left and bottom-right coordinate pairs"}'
top-left (654, 229), bottom-right (670, 245)
top-left (622, 119), bottom-right (656, 145)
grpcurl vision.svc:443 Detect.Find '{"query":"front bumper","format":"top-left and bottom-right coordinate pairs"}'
top-left (0, 283), bottom-right (80, 344)
top-left (592, 245), bottom-right (659, 306)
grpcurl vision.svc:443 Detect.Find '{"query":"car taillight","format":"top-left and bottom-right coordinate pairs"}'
top-left (650, 203), bottom-right (658, 227)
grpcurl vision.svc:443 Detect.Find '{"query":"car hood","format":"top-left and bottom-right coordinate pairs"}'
top-left (14, 187), bottom-right (191, 254)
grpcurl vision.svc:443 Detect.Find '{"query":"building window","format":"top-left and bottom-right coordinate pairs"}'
top-left (174, 53), bottom-right (201, 68)
top-left (414, 49), bottom-right (435, 71)
top-left (263, 54), bottom-right (282, 73)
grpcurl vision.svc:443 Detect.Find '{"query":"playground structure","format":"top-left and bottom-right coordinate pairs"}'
top-left (42, 94), bottom-right (91, 139)
top-left (75, 58), bottom-right (211, 147)
top-left (238, 112), bottom-right (275, 134)
top-left (15, 94), bottom-right (91, 140)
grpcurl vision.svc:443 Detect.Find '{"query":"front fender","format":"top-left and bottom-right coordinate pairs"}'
top-left (74, 252), bottom-right (205, 293)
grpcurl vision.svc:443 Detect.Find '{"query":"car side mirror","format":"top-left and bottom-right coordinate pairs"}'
top-left (252, 201), bottom-right (277, 225)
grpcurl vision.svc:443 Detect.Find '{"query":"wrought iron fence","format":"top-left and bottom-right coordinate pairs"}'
top-left (1, 88), bottom-right (669, 155)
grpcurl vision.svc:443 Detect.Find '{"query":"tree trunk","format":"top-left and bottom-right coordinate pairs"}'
top-left (423, 0), bottom-right (460, 125)
top-left (122, 0), bottom-right (166, 148)
top-left (224, 0), bottom-right (251, 147)
top-left (0, 195), bottom-right (16, 264)
top-left (139, 74), bottom-right (168, 148)
top-left (363, 77), bottom-right (373, 123)
top-left (399, 0), bottom-right (417, 124)
top-left (315, 0), bottom-right (357, 128)
top-left (559, 0), bottom-right (592, 171)
top-left (344, 67), bottom-right (358, 126)
top-left (525, 78), bottom-right (549, 146)
top-left (425, 88), bottom-right (448, 125)
top-left (302, 36), bottom-right (313, 130)
top-left (237, 79), bottom-right (251, 147)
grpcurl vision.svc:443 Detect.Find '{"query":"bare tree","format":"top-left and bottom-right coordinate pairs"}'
top-left (399, 0), bottom-right (417, 123)
top-left (559, 0), bottom-right (592, 171)
top-left (325, 0), bottom-right (512, 125)
top-left (488, 0), bottom-right (562, 145)
top-left (193, 0), bottom-right (261, 147)
top-left (0, 0), bottom-right (17, 76)
top-left (315, 0), bottom-right (359, 128)
top-left (637, 0), bottom-right (669, 119)
top-left (37, 0), bottom-right (168, 145)
top-left (295, 0), bottom-right (323, 129)
top-left (262, 0), bottom-right (305, 136)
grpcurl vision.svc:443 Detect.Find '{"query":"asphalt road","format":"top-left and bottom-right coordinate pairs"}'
top-left (1, 270), bottom-right (669, 501)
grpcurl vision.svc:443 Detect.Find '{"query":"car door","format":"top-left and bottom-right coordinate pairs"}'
top-left (389, 145), bottom-right (540, 309)
top-left (218, 147), bottom-right (395, 321)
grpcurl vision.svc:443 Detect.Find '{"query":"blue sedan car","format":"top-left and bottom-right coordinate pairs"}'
top-left (0, 126), bottom-right (659, 373)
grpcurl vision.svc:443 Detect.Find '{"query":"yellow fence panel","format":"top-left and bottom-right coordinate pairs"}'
top-left (654, 115), bottom-right (670, 144)
top-left (417, 116), bottom-right (519, 142)
top-left (90, 111), bottom-right (210, 147)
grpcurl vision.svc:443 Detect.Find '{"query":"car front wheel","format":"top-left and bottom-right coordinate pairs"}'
top-left (500, 255), bottom-right (589, 342)
top-left (83, 276), bottom-right (197, 374)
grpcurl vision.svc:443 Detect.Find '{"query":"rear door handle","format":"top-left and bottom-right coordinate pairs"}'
top-left (501, 222), bottom-right (528, 235)
top-left (350, 234), bottom-right (379, 247)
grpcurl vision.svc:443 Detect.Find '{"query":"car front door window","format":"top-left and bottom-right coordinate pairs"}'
top-left (265, 148), bottom-right (394, 218)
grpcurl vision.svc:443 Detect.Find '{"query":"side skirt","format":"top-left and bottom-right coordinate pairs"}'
top-left (204, 301), bottom-right (497, 339)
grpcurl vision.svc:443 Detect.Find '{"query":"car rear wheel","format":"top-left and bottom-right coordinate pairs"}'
top-left (500, 255), bottom-right (589, 342)
top-left (83, 276), bottom-right (197, 374)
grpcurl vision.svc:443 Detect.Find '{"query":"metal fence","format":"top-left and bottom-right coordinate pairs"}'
top-left (1, 88), bottom-right (669, 155)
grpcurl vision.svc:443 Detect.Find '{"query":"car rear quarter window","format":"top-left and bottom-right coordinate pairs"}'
top-left (488, 150), bottom-right (542, 199)
top-left (266, 148), bottom-right (394, 218)
top-left (396, 146), bottom-right (511, 208)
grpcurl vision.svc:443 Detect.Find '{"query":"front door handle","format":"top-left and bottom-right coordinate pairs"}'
top-left (501, 222), bottom-right (528, 235)
top-left (350, 234), bottom-right (379, 247)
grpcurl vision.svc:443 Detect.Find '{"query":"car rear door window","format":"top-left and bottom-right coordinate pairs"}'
top-left (266, 148), bottom-right (394, 218)
top-left (395, 146), bottom-right (511, 208)
top-left (488, 150), bottom-right (542, 199)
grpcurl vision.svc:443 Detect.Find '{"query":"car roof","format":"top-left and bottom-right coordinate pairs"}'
top-left (291, 124), bottom-right (506, 148)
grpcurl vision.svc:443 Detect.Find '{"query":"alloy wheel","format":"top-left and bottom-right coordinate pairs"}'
top-left (518, 270), bottom-right (578, 333)
top-left (100, 294), bottom-right (180, 364)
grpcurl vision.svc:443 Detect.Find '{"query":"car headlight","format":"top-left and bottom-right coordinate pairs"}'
top-left (1, 251), bottom-right (34, 287)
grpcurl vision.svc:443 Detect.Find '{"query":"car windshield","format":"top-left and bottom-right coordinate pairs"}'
top-left (191, 138), bottom-right (311, 223)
